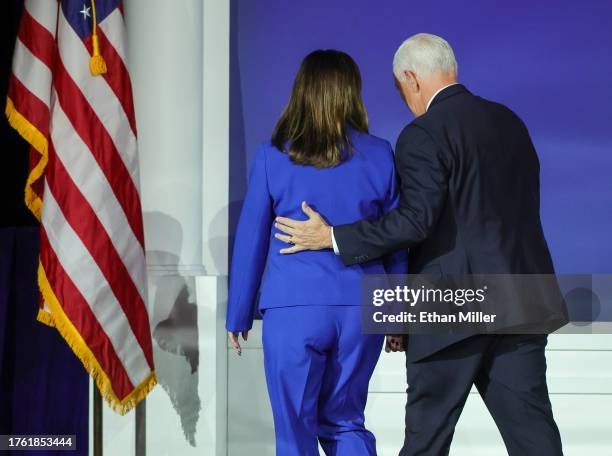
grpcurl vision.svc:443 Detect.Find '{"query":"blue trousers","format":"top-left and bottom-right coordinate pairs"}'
top-left (262, 306), bottom-right (384, 456)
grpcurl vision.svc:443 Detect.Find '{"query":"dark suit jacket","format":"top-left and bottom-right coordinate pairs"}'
top-left (334, 84), bottom-right (567, 361)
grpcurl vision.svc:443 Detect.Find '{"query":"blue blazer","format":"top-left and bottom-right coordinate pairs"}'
top-left (226, 131), bottom-right (408, 332)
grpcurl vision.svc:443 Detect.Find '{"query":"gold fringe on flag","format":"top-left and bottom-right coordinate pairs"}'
top-left (6, 97), bottom-right (55, 326)
top-left (4, 97), bottom-right (47, 221)
top-left (36, 308), bottom-right (56, 327)
top-left (38, 262), bottom-right (157, 415)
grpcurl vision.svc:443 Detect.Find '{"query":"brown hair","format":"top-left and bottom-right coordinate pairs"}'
top-left (271, 50), bottom-right (369, 168)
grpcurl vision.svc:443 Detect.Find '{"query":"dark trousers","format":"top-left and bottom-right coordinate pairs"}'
top-left (400, 334), bottom-right (562, 456)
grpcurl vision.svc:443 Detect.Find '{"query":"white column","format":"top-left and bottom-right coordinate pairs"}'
top-left (195, 275), bottom-right (228, 456)
top-left (198, 2), bottom-right (230, 454)
top-left (202, 0), bottom-right (230, 276)
top-left (126, 0), bottom-right (204, 276)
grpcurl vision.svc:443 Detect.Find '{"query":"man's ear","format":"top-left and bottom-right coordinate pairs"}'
top-left (404, 70), bottom-right (419, 92)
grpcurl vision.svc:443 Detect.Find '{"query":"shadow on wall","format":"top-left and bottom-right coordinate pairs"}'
top-left (144, 211), bottom-right (201, 446)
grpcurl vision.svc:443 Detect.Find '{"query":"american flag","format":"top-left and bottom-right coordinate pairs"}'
top-left (5, 0), bottom-right (156, 414)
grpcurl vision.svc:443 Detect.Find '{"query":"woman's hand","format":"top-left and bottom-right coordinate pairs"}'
top-left (228, 331), bottom-right (249, 356)
top-left (385, 334), bottom-right (405, 353)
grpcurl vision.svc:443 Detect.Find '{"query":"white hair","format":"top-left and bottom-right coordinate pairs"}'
top-left (393, 33), bottom-right (458, 80)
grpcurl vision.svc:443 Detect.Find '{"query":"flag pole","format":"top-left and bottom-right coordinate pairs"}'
top-left (135, 399), bottom-right (146, 456)
top-left (93, 388), bottom-right (103, 456)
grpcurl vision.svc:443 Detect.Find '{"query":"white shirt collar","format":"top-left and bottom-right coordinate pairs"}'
top-left (426, 83), bottom-right (459, 112)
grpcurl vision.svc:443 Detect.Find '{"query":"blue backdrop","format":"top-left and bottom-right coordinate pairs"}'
top-left (230, 0), bottom-right (612, 274)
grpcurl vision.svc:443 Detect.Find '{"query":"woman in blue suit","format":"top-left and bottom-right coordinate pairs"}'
top-left (226, 50), bottom-right (407, 456)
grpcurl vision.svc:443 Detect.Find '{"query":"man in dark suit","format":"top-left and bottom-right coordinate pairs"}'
top-left (274, 33), bottom-right (564, 455)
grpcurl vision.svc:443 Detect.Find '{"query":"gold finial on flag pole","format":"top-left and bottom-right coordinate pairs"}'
top-left (89, 0), bottom-right (107, 76)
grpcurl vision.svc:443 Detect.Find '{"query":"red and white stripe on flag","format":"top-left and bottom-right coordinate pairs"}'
top-left (5, 0), bottom-right (156, 414)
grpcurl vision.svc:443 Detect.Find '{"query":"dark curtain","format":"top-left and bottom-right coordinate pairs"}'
top-left (1, 1), bottom-right (89, 454)
top-left (0, 229), bottom-right (89, 455)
